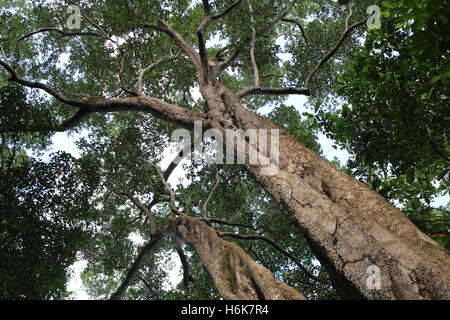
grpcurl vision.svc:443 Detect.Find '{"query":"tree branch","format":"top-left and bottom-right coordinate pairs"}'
top-left (138, 157), bottom-right (183, 216)
top-left (246, 0), bottom-right (259, 87)
top-left (304, 6), bottom-right (371, 90)
top-left (119, 49), bottom-right (138, 96)
top-left (0, 57), bottom-right (88, 108)
top-left (137, 54), bottom-right (178, 95)
top-left (112, 189), bottom-right (156, 236)
top-left (154, 20), bottom-right (203, 78)
top-left (215, 0), bottom-right (295, 75)
top-left (199, 217), bottom-right (257, 232)
top-left (94, 256), bottom-right (160, 299)
top-left (109, 226), bottom-right (168, 300)
top-left (14, 28), bottom-right (102, 65)
top-left (212, 0), bottom-right (242, 20)
top-left (218, 232), bottom-right (329, 285)
top-left (197, 0), bottom-right (213, 81)
top-left (281, 18), bottom-right (309, 46)
top-left (202, 170), bottom-right (221, 218)
top-left (171, 236), bottom-right (195, 298)
top-left (237, 86), bottom-right (310, 98)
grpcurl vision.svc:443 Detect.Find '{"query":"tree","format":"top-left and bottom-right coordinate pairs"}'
top-left (310, 0), bottom-right (450, 250)
top-left (0, 0), bottom-right (448, 300)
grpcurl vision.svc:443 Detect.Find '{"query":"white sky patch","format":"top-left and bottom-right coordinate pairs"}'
top-left (67, 260), bottom-right (90, 300)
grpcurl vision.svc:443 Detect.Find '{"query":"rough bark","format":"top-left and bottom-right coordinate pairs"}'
top-left (168, 215), bottom-right (306, 300)
top-left (199, 78), bottom-right (450, 300)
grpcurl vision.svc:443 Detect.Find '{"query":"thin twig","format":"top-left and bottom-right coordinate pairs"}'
top-left (138, 157), bottom-right (183, 216)
top-left (246, 0), bottom-right (259, 87)
top-left (202, 170), bottom-right (221, 218)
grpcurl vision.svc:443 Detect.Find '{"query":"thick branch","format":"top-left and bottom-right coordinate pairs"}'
top-left (169, 215), bottom-right (306, 300)
top-left (197, 0), bottom-right (213, 80)
top-left (172, 237), bottom-right (195, 298)
top-left (95, 256), bottom-right (159, 299)
top-left (219, 232), bottom-right (329, 285)
top-left (156, 20), bottom-right (202, 77)
top-left (85, 96), bottom-right (207, 130)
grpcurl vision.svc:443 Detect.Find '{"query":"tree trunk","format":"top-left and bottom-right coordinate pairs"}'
top-left (200, 79), bottom-right (450, 300)
top-left (168, 215), bottom-right (306, 300)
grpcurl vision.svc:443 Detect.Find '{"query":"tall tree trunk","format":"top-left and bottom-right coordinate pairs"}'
top-left (200, 79), bottom-right (450, 300)
top-left (169, 215), bottom-right (306, 300)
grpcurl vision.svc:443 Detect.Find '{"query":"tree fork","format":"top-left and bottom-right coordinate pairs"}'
top-left (168, 215), bottom-right (306, 300)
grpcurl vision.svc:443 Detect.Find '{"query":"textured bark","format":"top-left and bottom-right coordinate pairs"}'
top-left (199, 78), bottom-right (450, 300)
top-left (168, 215), bottom-right (306, 300)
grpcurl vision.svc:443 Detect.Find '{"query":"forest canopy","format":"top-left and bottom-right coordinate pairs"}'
top-left (0, 0), bottom-right (448, 300)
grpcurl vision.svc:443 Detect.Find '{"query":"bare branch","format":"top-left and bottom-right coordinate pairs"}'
top-left (112, 189), bottom-right (156, 236)
top-left (1, 46), bottom-right (10, 66)
top-left (345, 4), bottom-right (354, 30)
top-left (77, 5), bottom-right (111, 40)
top-left (16, 27), bottom-right (102, 42)
top-left (0, 57), bottom-right (88, 108)
top-left (94, 256), bottom-right (159, 298)
top-left (237, 86), bottom-right (310, 98)
top-left (137, 54), bottom-right (178, 95)
top-left (246, 0), bottom-right (259, 87)
top-left (197, 0), bottom-right (213, 80)
top-left (282, 18), bottom-right (309, 46)
top-left (255, 0), bottom-right (295, 36)
top-left (14, 28), bottom-right (102, 66)
top-left (76, 96), bottom-right (207, 130)
top-left (0, 49), bottom-right (207, 133)
top-left (199, 217), bottom-right (257, 232)
top-left (109, 227), bottom-right (168, 300)
top-left (119, 50), bottom-right (138, 96)
top-left (202, 170), bottom-right (221, 218)
top-left (218, 232), bottom-right (329, 285)
top-left (215, 0), bottom-right (295, 75)
top-left (138, 157), bottom-right (183, 216)
top-left (212, 0), bottom-right (242, 20)
top-left (304, 7), bottom-right (371, 90)
top-left (172, 237), bottom-right (195, 298)
top-left (156, 20), bottom-right (202, 76)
